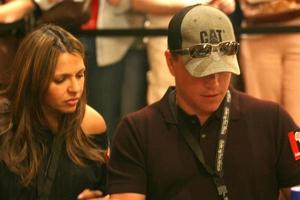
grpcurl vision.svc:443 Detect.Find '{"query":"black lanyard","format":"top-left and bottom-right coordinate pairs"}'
top-left (169, 90), bottom-right (231, 200)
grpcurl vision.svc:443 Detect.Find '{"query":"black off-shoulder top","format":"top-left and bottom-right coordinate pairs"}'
top-left (0, 132), bottom-right (108, 200)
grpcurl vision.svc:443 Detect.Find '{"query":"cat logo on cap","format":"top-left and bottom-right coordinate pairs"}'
top-left (288, 130), bottom-right (300, 160)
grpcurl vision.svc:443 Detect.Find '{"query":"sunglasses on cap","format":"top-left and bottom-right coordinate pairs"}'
top-left (171, 41), bottom-right (239, 58)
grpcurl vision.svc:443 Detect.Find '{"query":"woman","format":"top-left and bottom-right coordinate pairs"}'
top-left (0, 24), bottom-right (109, 200)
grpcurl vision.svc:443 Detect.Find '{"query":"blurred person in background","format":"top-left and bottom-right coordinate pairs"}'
top-left (239, 0), bottom-right (300, 126)
top-left (0, 0), bottom-right (35, 89)
top-left (88, 0), bottom-right (148, 142)
top-left (0, 0), bottom-right (91, 89)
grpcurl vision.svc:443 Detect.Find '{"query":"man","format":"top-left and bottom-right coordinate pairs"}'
top-left (104, 4), bottom-right (300, 200)
top-left (90, 0), bottom-right (235, 142)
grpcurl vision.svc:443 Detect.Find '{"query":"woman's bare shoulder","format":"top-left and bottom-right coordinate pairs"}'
top-left (81, 105), bottom-right (107, 135)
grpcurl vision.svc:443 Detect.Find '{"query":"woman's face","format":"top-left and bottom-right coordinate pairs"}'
top-left (44, 52), bottom-right (85, 116)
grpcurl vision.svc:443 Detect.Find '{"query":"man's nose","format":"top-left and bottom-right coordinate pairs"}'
top-left (204, 73), bottom-right (219, 86)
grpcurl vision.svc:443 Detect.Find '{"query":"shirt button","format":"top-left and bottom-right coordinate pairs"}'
top-left (201, 134), bottom-right (206, 139)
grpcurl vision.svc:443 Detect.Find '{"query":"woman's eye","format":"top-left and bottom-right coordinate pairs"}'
top-left (76, 73), bottom-right (85, 79)
top-left (53, 77), bottom-right (65, 84)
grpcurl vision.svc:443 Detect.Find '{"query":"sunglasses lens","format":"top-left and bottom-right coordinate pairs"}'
top-left (174, 42), bottom-right (239, 58)
top-left (219, 42), bottom-right (239, 55)
top-left (190, 44), bottom-right (212, 58)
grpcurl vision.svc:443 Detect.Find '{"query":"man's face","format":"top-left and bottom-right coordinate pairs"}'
top-left (166, 51), bottom-right (231, 119)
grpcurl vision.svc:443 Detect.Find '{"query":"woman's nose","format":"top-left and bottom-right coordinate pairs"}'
top-left (68, 78), bottom-right (80, 93)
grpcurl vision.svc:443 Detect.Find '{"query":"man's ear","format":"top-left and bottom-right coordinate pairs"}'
top-left (165, 49), bottom-right (175, 77)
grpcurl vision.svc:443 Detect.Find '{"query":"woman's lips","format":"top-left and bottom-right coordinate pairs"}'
top-left (65, 98), bottom-right (79, 106)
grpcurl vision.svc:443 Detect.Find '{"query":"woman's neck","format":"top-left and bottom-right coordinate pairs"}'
top-left (47, 117), bottom-right (59, 133)
top-left (43, 108), bottom-right (61, 134)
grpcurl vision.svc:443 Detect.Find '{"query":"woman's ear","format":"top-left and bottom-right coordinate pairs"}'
top-left (165, 49), bottom-right (175, 77)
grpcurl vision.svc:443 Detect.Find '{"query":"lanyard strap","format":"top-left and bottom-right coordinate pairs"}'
top-left (169, 90), bottom-right (231, 200)
top-left (215, 91), bottom-right (231, 175)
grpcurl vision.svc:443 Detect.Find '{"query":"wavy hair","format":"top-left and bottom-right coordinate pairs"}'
top-left (0, 24), bottom-right (105, 186)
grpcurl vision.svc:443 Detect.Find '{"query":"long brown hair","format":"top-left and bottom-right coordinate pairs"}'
top-left (0, 24), bottom-right (105, 186)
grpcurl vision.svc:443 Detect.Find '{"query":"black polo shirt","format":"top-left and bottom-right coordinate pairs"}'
top-left (107, 87), bottom-right (300, 200)
top-left (176, 91), bottom-right (224, 173)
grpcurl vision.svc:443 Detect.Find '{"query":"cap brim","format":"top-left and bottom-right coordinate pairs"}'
top-left (184, 54), bottom-right (240, 77)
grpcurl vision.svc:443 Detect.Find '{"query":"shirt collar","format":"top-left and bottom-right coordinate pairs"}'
top-left (157, 86), bottom-right (241, 125)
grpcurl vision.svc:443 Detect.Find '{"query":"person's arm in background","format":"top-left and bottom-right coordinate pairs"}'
top-left (0, 0), bottom-right (35, 23)
top-left (108, 0), bottom-right (234, 15)
top-left (131, 0), bottom-right (200, 15)
top-left (210, 0), bottom-right (235, 14)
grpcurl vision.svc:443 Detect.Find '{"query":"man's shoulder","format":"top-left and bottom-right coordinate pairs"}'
top-left (231, 89), bottom-right (297, 133)
top-left (231, 89), bottom-right (294, 123)
top-left (121, 91), bottom-right (175, 132)
top-left (126, 100), bottom-right (165, 121)
top-left (233, 89), bottom-right (280, 110)
top-left (128, 88), bottom-right (172, 119)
